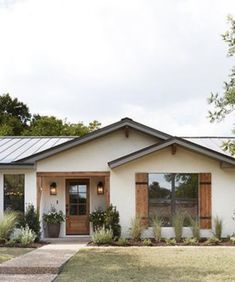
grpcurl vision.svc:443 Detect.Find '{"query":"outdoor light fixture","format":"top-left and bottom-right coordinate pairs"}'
top-left (50, 182), bottom-right (57, 196)
top-left (97, 181), bottom-right (104, 195)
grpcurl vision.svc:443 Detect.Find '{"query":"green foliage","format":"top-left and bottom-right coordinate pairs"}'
top-left (43, 207), bottom-right (65, 224)
top-left (0, 93), bottom-right (101, 136)
top-left (189, 217), bottom-right (200, 241)
top-left (142, 238), bottom-right (152, 246)
top-left (230, 235), bottom-right (235, 244)
top-left (23, 204), bottom-right (40, 241)
top-left (89, 205), bottom-right (121, 239)
top-left (130, 216), bottom-right (143, 241)
top-left (208, 16), bottom-right (235, 154)
top-left (0, 211), bottom-right (18, 240)
top-left (11, 225), bottom-right (36, 246)
top-left (172, 211), bottom-right (185, 242)
top-left (91, 226), bottom-right (113, 245)
top-left (116, 238), bottom-right (129, 246)
top-left (151, 216), bottom-right (163, 242)
top-left (104, 205), bottom-right (121, 238)
top-left (0, 93), bottom-right (31, 135)
top-left (165, 238), bottom-right (176, 246)
top-left (213, 216), bottom-right (223, 240)
top-left (205, 236), bottom-right (220, 246)
top-left (183, 237), bottom-right (199, 246)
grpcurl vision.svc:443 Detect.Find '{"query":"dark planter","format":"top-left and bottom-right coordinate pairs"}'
top-left (47, 223), bottom-right (61, 238)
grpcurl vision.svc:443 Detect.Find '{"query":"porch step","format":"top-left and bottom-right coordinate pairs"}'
top-left (0, 242), bottom-right (87, 275)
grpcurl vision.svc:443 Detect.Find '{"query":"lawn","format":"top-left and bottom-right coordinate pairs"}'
top-left (56, 247), bottom-right (235, 282)
top-left (0, 247), bottom-right (33, 264)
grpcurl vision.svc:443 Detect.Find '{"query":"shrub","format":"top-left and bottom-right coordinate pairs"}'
top-left (130, 216), bottom-right (143, 241)
top-left (12, 225), bottom-right (36, 246)
top-left (151, 216), bottom-right (163, 242)
top-left (213, 216), bottom-right (223, 240)
top-left (205, 236), bottom-right (220, 246)
top-left (172, 211), bottom-right (185, 243)
top-left (90, 205), bottom-right (121, 239)
top-left (92, 226), bottom-right (113, 245)
top-left (0, 211), bottom-right (18, 240)
top-left (165, 238), bottom-right (176, 246)
top-left (23, 204), bottom-right (40, 241)
top-left (189, 217), bottom-right (200, 241)
top-left (89, 209), bottom-right (105, 231)
top-left (116, 238), bottom-right (129, 246)
top-left (230, 235), bottom-right (235, 244)
top-left (19, 226), bottom-right (36, 246)
top-left (104, 205), bottom-right (121, 238)
top-left (183, 237), bottom-right (199, 246)
top-left (143, 238), bottom-right (152, 246)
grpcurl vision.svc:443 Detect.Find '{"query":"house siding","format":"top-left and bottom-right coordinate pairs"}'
top-left (110, 147), bottom-right (235, 238)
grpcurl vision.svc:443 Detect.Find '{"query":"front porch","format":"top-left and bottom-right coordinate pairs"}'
top-left (36, 172), bottom-right (110, 238)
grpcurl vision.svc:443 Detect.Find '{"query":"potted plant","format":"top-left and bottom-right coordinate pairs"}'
top-left (43, 207), bottom-right (65, 238)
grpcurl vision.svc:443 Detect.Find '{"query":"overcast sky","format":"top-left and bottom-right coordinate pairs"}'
top-left (0, 0), bottom-right (235, 136)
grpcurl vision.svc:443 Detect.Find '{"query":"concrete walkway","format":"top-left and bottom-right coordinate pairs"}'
top-left (0, 238), bottom-right (89, 281)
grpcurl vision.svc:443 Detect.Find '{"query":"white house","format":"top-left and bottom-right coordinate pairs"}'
top-left (1, 117), bottom-right (235, 238)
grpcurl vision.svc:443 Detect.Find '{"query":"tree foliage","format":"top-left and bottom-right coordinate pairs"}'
top-left (0, 93), bottom-right (101, 136)
top-left (208, 16), bottom-right (235, 154)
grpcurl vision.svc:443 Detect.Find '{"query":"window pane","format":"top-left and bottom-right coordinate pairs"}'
top-left (148, 173), bottom-right (198, 227)
top-left (4, 174), bottom-right (24, 212)
top-left (149, 173), bottom-right (172, 226)
top-left (78, 185), bottom-right (87, 193)
top-left (69, 185), bottom-right (78, 194)
top-left (79, 205), bottom-right (86, 215)
top-left (70, 194), bottom-right (78, 204)
top-left (175, 174), bottom-right (198, 223)
top-left (70, 204), bottom-right (78, 215)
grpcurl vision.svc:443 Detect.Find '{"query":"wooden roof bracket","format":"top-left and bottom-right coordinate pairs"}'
top-left (124, 126), bottom-right (129, 138)
top-left (171, 144), bottom-right (177, 155)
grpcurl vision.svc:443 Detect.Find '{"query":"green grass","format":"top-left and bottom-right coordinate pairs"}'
top-left (0, 247), bottom-right (33, 263)
top-left (56, 247), bottom-right (235, 282)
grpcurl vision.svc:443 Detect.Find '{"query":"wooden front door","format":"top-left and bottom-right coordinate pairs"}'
top-left (66, 179), bottom-right (89, 235)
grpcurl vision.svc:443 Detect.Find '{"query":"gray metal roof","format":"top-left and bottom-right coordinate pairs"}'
top-left (184, 137), bottom-right (235, 157)
top-left (0, 137), bottom-right (74, 163)
top-left (0, 118), bottom-right (234, 167)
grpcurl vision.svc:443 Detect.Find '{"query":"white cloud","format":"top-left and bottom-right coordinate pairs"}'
top-left (0, 0), bottom-right (235, 135)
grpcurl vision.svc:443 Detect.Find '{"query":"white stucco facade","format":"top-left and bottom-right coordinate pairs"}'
top-left (1, 125), bottom-right (235, 239)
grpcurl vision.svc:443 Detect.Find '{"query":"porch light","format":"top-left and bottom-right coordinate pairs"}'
top-left (50, 182), bottom-right (57, 196)
top-left (97, 181), bottom-right (104, 195)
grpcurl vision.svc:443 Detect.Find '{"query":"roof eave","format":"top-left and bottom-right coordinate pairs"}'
top-left (108, 138), bottom-right (235, 169)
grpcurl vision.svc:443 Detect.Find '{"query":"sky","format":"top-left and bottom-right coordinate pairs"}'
top-left (0, 0), bottom-right (235, 136)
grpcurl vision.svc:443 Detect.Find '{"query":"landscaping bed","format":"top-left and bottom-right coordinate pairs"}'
top-left (88, 237), bottom-right (235, 247)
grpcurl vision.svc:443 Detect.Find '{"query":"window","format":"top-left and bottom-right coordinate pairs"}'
top-left (4, 174), bottom-right (25, 212)
top-left (148, 173), bottom-right (198, 226)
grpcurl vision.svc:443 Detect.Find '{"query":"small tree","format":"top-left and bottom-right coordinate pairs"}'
top-left (24, 204), bottom-right (41, 241)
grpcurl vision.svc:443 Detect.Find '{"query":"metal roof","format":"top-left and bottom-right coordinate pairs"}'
top-left (184, 137), bottom-right (235, 157)
top-left (0, 118), bottom-right (234, 167)
top-left (0, 137), bottom-right (74, 163)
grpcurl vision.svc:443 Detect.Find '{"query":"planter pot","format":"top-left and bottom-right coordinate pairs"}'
top-left (47, 223), bottom-right (61, 238)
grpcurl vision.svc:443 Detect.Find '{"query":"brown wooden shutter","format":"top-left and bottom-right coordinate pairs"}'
top-left (199, 173), bottom-right (212, 229)
top-left (135, 173), bottom-right (148, 226)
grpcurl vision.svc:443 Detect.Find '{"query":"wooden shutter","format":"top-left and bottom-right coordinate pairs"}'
top-left (199, 173), bottom-right (212, 229)
top-left (135, 173), bottom-right (148, 226)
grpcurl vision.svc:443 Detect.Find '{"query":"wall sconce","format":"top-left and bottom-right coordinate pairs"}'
top-left (97, 181), bottom-right (104, 195)
top-left (50, 182), bottom-right (57, 196)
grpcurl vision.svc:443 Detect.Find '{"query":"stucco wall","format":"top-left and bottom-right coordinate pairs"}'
top-left (110, 146), bottom-right (235, 238)
top-left (0, 169), bottom-right (37, 215)
top-left (36, 129), bottom-right (158, 171)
